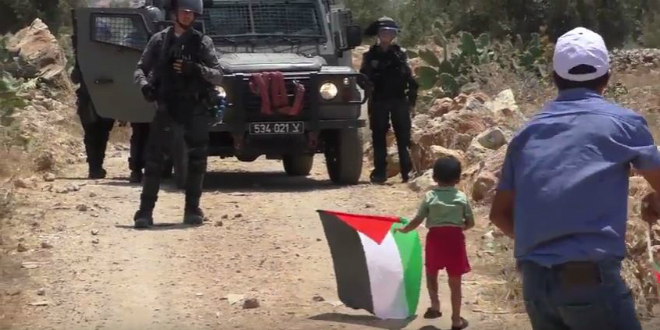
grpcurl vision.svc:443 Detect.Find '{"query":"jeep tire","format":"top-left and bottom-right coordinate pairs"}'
top-left (324, 128), bottom-right (363, 185)
top-left (283, 155), bottom-right (314, 176)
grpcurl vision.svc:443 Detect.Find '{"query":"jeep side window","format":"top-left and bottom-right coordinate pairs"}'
top-left (92, 14), bottom-right (149, 51)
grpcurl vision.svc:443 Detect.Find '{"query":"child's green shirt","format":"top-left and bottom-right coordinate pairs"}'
top-left (416, 187), bottom-right (474, 228)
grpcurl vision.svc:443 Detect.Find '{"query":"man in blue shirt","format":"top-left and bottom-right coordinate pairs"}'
top-left (490, 27), bottom-right (660, 330)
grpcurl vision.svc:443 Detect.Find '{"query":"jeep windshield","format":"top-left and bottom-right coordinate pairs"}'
top-left (202, 1), bottom-right (326, 45)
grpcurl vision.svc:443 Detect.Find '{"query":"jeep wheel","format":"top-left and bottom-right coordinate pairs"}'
top-left (283, 155), bottom-right (314, 176)
top-left (324, 128), bottom-right (363, 185)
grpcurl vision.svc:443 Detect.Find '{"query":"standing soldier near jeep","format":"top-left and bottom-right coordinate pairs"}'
top-left (360, 17), bottom-right (418, 184)
top-left (71, 22), bottom-right (115, 179)
top-left (132, 0), bottom-right (223, 228)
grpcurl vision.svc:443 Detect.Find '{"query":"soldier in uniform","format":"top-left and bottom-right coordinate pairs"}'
top-left (71, 23), bottom-right (115, 179)
top-left (127, 2), bottom-right (165, 184)
top-left (360, 17), bottom-right (418, 184)
top-left (132, 0), bottom-right (223, 228)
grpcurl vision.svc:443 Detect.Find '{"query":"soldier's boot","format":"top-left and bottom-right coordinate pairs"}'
top-left (88, 166), bottom-right (107, 179)
top-left (133, 208), bottom-right (154, 229)
top-left (370, 169), bottom-right (387, 184)
top-left (129, 170), bottom-right (143, 184)
top-left (183, 206), bottom-right (205, 226)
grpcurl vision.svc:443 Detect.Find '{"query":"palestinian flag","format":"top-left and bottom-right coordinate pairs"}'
top-left (317, 210), bottom-right (422, 320)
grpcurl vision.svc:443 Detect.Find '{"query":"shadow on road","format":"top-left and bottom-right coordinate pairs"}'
top-left (309, 313), bottom-right (416, 330)
top-left (199, 171), bottom-right (368, 193)
top-left (114, 222), bottom-right (205, 231)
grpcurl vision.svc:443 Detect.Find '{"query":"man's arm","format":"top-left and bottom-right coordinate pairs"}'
top-left (134, 34), bottom-right (161, 88)
top-left (489, 144), bottom-right (516, 238)
top-left (627, 117), bottom-right (660, 223)
top-left (490, 190), bottom-right (515, 238)
top-left (197, 36), bottom-right (223, 85)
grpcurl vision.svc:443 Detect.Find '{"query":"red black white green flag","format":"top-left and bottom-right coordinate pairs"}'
top-left (317, 210), bottom-right (422, 320)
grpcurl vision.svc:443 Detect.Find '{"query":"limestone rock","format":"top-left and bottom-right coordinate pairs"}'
top-left (409, 169), bottom-right (435, 192)
top-left (476, 128), bottom-right (507, 150)
top-left (6, 19), bottom-right (72, 92)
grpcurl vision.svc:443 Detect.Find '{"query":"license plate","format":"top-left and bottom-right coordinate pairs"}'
top-left (249, 122), bottom-right (304, 135)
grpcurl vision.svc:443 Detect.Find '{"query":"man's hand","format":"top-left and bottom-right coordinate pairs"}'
top-left (141, 84), bottom-right (157, 102)
top-left (642, 192), bottom-right (660, 224)
top-left (173, 59), bottom-right (201, 76)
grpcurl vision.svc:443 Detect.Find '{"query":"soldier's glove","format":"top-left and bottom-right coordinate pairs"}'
top-left (174, 59), bottom-right (202, 77)
top-left (141, 84), bottom-right (157, 102)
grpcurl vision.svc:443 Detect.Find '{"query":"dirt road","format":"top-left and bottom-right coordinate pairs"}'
top-left (1, 151), bottom-right (531, 330)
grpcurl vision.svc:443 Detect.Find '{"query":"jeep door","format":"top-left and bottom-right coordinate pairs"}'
top-left (73, 8), bottom-right (155, 123)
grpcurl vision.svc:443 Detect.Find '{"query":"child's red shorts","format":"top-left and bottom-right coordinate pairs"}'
top-left (425, 226), bottom-right (471, 277)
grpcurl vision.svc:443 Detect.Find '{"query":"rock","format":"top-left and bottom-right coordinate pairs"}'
top-left (428, 98), bottom-right (454, 117)
top-left (226, 294), bottom-right (245, 305)
top-left (234, 213), bottom-right (243, 219)
top-left (29, 301), bottom-right (50, 306)
top-left (34, 152), bottom-right (56, 172)
top-left (14, 179), bottom-right (30, 189)
top-left (37, 288), bottom-right (46, 296)
top-left (476, 128), bottom-right (507, 150)
top-left (43, 173), bottom-right (56, 182)
top-left (365, 203), bottom-right (374, 208)
top-left (242, 298), bottom-right (260, 309)
top-left (312, 295), bottom-right (325, 302)
top-left (91, 229), bottom-right (99, 236)
top-left (55, 187), bottom-right (69, 194)
top-left (215, 221), bottom-right (224, 227)
top-left (91, 238), bottom-right (99, 244)
top-left (486, 89), bottom-right (526, 128)
top-left (6, 19), bottom-right (73, 92)
top-left (6, 289), bottom-right (22, 296)
top-left (222, 215), bottom-right (229, 219)
top-left (409, 169), bottom-right (435, 192)
top-left (40, 242), bottom-right (53, 249)
top-left (21, 262), bottom-right (40, 269)
top-left (67, 184), bottom-right (80, 192)
top-left (76, 204), bottom-right (88, 212)
top-left (17, 243), bottom-right (28, 252)
top-left (89, 192), bottom-right (97, 198)
top-left (472, 171), bottom-right (497, 201)
top-left (385, 146), bottom-right (401, 178)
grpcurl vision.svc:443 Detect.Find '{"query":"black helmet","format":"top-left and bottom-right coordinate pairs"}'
top-left (364, 16), bottom-right (400, 37)
top-left (174, 0), bottom-right (203, 15)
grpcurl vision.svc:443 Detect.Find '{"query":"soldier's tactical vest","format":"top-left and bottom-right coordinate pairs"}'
top-left (155, 27), bottom-right (212, 104)
top-left (367, 44), bottom-right (409, 100)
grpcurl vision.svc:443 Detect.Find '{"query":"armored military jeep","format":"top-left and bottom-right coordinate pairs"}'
top-left (71, 0), bottom-right (368, 186)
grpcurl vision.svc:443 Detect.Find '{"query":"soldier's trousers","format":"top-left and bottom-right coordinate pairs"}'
top-left (129, 122), bottom-right (150, 172)
top-left (370, 98), bottom-right (412, 177)
top-left (139, 105), bottom-right (210, 211)
top-left (77, 94), bottom-right (114, 170)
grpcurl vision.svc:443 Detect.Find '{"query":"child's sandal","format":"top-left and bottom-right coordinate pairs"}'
top-left (423, 308), bottom-right (442, 319)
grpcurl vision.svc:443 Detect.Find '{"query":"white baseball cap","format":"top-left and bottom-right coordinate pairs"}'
top-left (553, 27), bottom-right (610, 82)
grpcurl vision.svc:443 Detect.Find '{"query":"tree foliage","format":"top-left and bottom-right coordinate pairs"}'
top-left (346, 0), bottom-right (660, 48)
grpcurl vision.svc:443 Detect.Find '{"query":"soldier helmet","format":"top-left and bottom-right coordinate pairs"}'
top-left (173, 0), bottom-right (203, 15)
top-left (145, 5), bottom-right (165, 21)
top-left (364, 16), bottom-right (400, 37)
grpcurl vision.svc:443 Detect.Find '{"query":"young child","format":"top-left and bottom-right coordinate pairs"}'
top-left (397, 156), bottom-right (474, 330)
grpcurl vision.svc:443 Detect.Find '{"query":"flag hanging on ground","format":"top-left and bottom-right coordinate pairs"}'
top-left (317, 210), bottom-right (422, 320)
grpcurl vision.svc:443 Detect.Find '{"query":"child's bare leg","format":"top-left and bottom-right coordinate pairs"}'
top-left (427, 271), bottom-right (440, 311)
top-left (448, 276), bottom-right (462, 326)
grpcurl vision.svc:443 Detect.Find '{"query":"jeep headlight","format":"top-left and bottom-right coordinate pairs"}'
top-left (320, 82), bottom-right (338, 100)
top-left (215, 85), bottom-right (227, 98)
